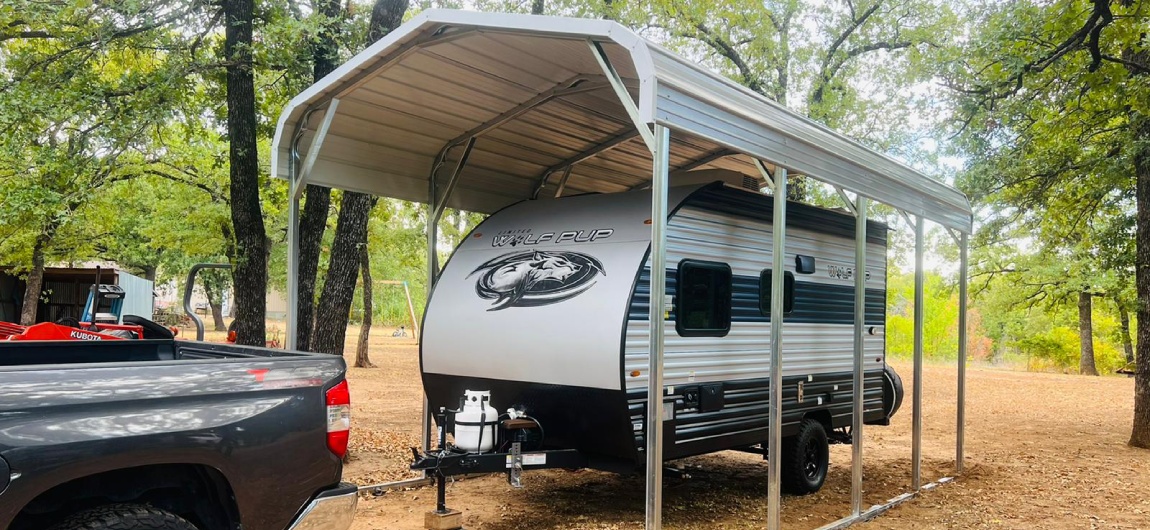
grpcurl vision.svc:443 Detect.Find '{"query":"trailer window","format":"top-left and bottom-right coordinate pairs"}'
top-left (675, 260), bottom-right (732, 337)
top-left (759, 270), bottom-right (795, 315)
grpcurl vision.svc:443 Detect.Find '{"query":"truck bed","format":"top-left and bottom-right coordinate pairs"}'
top-left (0, 339), bottom-right (310, 367)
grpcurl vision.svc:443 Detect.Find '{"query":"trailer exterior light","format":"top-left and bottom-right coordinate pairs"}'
top-left (326, 380), bottom-right (352, 458)
top-left (630, 370), bottom-right (641, 377)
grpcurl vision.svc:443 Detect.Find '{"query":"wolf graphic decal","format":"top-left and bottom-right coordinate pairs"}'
top-left (469, 250), bottom-right (605, 311)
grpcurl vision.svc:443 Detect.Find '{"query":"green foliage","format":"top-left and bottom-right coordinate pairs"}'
top-left (0, 0), bottom-right (1139, 382)
top-left (885, 267), bottom-right (963, 360)
top-left (945, 0), bottom-right (1145, 380)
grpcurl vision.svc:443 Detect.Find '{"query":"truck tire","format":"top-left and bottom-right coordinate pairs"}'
top-left (48, 504), bottom-right (198, 530)
top-left (780, 418), bottom-right (829, 495)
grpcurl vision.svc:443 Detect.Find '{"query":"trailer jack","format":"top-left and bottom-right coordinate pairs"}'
top-left (410, 408), bottom-right (588, 527)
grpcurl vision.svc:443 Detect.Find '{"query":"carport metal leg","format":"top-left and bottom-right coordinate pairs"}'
top-left (645, 125), bottom-right (671, 530)
top-left (912, 216), bottom-right (925, 490)
top-left (957, 232), bottom-right (968, 473)
top-left (851, 195), bottom-right (867, 517)
top-left (767, 166), bottom-right (787, 530)
top-left (287, 184), bottom-right (300, 350)
top-left (286, 124), bottom-right (302, 351)
top-left (423, 180), bottom-right (440, 455)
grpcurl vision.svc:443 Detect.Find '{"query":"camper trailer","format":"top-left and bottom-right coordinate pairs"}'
top-left (418, 179), bottom-right (904, 494)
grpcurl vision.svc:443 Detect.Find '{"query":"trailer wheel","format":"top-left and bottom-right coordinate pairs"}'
top-left (781, 418), bottom-right (829, 495)
top-left (48, 504), bottom-right (199, 530)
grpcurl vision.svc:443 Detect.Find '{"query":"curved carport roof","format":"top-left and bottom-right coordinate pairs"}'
top-left (271, 10), bottom-right (972, 530)
top-left (272, 9), bottom-right (971, 232)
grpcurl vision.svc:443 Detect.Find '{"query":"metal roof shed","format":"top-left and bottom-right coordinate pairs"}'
top-left (273, 9), bottom-right (973, 530)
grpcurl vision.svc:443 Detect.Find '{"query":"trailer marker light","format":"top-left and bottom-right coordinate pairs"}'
top-left (325, 380), bottom-right (351, 458)
top-left (630, 370), bottom-right (640, 377)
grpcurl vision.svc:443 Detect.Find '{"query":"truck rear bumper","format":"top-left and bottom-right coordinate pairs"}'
top-left (287, 482), bottom-right (358, 530)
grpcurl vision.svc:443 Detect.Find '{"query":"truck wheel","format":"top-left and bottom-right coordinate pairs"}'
top-left (780, 418), bottom-right (829, 495)
top-left (49, 504), bottom-right (198, 530)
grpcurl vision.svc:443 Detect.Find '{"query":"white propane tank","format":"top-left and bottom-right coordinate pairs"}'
top-left (454, 390), bottom-right (498, 453)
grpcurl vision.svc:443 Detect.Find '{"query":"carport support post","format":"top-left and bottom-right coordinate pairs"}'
top-left (422, 185), bottom-right (439, 455)
top-left (851, 195), bottom-right (868, 517)
top-left (912, 216), bottom-right (925, 490)
top-left (287, 183), bottom-right (300, 350)
top-left (957, 232), bottom-right (968, 473)
top-left (767, 166), bottom-right (787, 530)
top-left (645, 124), bottom-right (670, 530)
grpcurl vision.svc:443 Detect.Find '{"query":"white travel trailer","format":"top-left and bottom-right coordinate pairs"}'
top-left (419, 178), bottom-right (903, 494)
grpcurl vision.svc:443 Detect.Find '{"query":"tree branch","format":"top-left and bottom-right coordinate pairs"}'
top-left (692, 23), bottom-right (767, 96)
top-left (142, 169), bottom-right (229, 204)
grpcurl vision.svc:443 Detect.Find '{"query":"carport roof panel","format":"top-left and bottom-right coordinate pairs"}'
top-left (272, 9), bottom-right (972, 233)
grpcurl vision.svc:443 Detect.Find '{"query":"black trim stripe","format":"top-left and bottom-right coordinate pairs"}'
top-left (627, 371), bottom-right (888, 460)
top-left (685, 185), bottom-right (889, 246)
top-left (630, 268), bottom-right (885, 325)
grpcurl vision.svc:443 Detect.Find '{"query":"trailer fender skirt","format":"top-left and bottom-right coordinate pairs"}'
top-left (881, 365), bottom-right (905, 420)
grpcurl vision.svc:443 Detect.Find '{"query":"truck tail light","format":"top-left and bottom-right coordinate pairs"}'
top-left (325, 380), bottom-right (351, 458)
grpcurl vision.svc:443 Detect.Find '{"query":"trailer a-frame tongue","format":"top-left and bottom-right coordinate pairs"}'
top-left (273, 9), bottom-right (973, 529)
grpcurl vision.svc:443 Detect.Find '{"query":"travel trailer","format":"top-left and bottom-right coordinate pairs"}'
top-left (418, 180), bottom-right (903, 494)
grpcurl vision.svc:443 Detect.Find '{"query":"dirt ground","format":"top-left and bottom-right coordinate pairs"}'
top-left (319, 326), bottom-right (1150, 529)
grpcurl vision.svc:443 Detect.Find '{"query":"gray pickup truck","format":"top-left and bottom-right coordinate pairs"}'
top-left (0, 337), bottom-right (357, 530)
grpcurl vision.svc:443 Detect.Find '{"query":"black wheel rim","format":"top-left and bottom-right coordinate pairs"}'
top-left (804, 438), bottom-right (823, 480)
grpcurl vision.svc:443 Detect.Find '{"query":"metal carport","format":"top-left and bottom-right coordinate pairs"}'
top-left (272, 9), bottom-right (973, 529)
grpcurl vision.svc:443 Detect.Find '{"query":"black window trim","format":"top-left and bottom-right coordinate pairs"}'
top-left (759, 269), bottom-right (796, 316)
top-left (674, 259), bottom-right (732, 338)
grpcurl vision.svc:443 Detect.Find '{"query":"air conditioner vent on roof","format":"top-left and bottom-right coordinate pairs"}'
top-left (670, 168), bottom-right (761, 192)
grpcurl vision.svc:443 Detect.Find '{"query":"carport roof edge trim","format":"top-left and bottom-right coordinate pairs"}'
top-left (271, 8), bottom-right (972, 233)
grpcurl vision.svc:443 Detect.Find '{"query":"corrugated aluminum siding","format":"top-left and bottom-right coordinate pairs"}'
top-left (118, 271), bottom-right (154, 318)
top-left (623, 198), bottom-right (888, 391)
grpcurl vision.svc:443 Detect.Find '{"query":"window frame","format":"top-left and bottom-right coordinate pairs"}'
top-left (759, 269), bottom-right (796, 316)
top-left (674, 259), bottom-right (733, 337)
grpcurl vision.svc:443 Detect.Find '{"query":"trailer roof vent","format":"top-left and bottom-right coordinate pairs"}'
top-left (670, 169), bottom-right (760, 192)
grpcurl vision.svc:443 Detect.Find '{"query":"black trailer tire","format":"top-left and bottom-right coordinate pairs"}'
top-left (48, 504), bottom-right (199, 530)
top-left (882, 365), bottom-right (905, 420)
top-left (780, 418), bottom-right (830, 495)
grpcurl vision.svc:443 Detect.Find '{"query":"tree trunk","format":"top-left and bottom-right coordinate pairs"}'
top-left (1132, 109), bottom-right (1150, 448)
top-left (204, 281), bottom-right (228, 332)
top-left (368, 0), bottom-right (407, 42)
top-left (294, 0), bottom-right (343, 352)
top-left (223, 0), bottom-right (267, 346)
top-left (18, 235), bottom-right (48, 325)
top-left (355, 245), bottom-right (375, 368)
top-left (1078, 291), bottom-right (1099, 376)
top-left (296, 186), bottom-right (331, 351)
top-left (786, 176), bottom-right (808, 203)
top-left (309, 0), bottom-right (405, 355)
top-left (312, 193), bottom-right (374, 355)
top-left (1119, 299), bottom-right (1135, 363)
